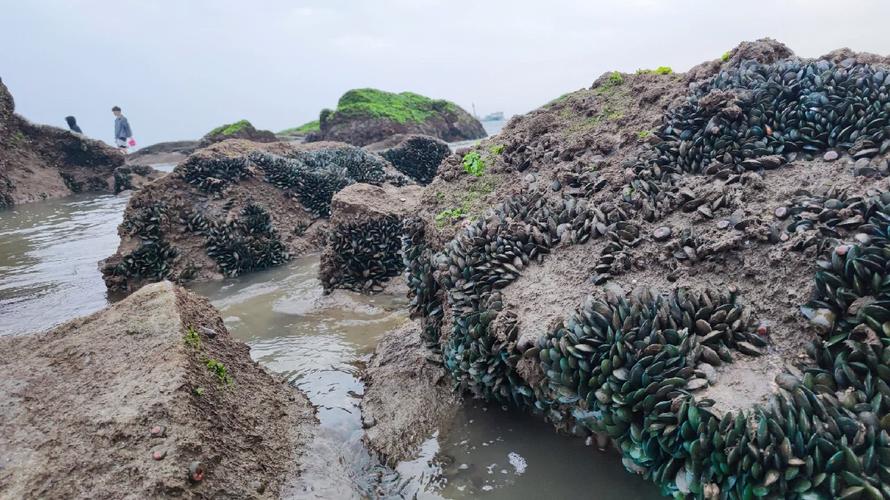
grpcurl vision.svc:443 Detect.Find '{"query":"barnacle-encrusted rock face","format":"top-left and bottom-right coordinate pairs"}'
top-left (403, 40), bottom-right (890, 497)
top-left (101, 139), bottom-right (407, 294)
top-left (320, 183), bottom-right (422, 293)
top-left (0, 77), bottom-right (125, 207)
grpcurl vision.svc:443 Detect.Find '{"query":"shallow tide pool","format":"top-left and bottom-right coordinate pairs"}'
top-left (0, 192), bottom-right (660, 499)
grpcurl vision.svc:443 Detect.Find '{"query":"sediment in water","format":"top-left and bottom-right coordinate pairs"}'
top-left (0, 281), bottom-right (315, 499)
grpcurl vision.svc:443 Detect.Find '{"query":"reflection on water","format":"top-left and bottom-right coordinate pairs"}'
top-left (0, 190), bottom-right (660, 499)
top-left (0, 194), bottom-right (129, 335)
top-left (188, 257), bottom-right (410, 498)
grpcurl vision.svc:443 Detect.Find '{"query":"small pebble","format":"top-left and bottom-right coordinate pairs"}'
top-left (823, 151), bottom-right (839, 161)
top-left (774, 206), bottom-right (788, 219)
top-left (152, 450), bottom-right (166, 460)
top-left (188, 461), bottom-right (205, 483)
top-left (756, 323), bottom-right (769, 336)
top-left (716, 219), bottom-right (731, 230)
top-left (652, 226), bottom-right (672, 241)
top-left (150, 425), bottom-right (166, 437)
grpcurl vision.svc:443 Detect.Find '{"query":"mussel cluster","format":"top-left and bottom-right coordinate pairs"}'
top-left (625, 59), bottom-right (890, 222)
top-left (200, 202), bottom-right (289, 277)
top-left (321, 215), bottom-right (403, 292)
top-left (249, 150), bottom-right (386, 217)
top-left (180, 156), bottom-right (251, 193)
top-left (404, 218), bottom-right (444, 352)
top-left (380, 135), bottom-right (451, 185)
top-left (111, 205), bottom-right (177, 281)
top-left (405, 54), bottom-right (890, 498)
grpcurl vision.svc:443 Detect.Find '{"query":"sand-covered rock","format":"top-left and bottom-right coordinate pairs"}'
top-left (308, 88), bottom-right (486, 147)
top-left (0, 76), bottom-right (125, 207)
top-left (319, 182), bottom-right (422, 293)
top-left (101, 139), bottom-right (410, 294)
top-left (0, 281), bottom-right (315, 499)
top-left (199, 119), bottom-right (277, 147)
top-left (401, 39), bottom-right (890, 497)
top-left (361, 320), bottom-right (460, 465)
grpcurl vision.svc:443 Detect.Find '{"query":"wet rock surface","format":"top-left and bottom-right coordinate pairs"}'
top-left (0, 77), bottom-right (125, 207)
top-left (0, 281), bottom-right (315, 499)
top-left (361, 320), bottom-right (460, 465)
top-left (398, 40), bottom-right (890, 498)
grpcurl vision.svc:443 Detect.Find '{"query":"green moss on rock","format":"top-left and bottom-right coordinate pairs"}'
top-left (279, 120), bottom-right (320, 135)
top-left (331, 88), bottom-right (459, 124)
top-left (208, 119), bottom-right (253, 137)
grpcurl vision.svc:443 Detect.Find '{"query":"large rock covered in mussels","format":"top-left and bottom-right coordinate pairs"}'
top-left (307, 88), bottom-right (486, 147)
top-left (0, 76), bottom-right (125, 207)
top-left (101, 139), bottom-right (406, 294)
top-left (365, 134), bottom-right (452, 185)
top-left (403, 40), bottom-right (890, 498)
top-left (319, 182), bottom-right (422, 293)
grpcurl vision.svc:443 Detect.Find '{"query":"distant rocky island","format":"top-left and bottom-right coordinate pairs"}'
top-left (297, 88), bottom-right (486, 146)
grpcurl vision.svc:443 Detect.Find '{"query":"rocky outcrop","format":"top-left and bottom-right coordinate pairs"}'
top-left (0, 77), bottom-right (125, 207)
top-left (101, 139), bottom-right (411, 294)
top-left (308, 88), bottom-right (486, 147)
top-left (113, 164), bottom-right (166, 194)
top-left (0, 281), bottom-right (315, 499)
top-left (361, 320), bottom-right (460, 465)
top-left (398, 39), bottom-right (890, 498)
top-left (365, 134), bottom-right (452, 185)
top-left (319, 182), bottom-right (422, 293)
top-left (199, 120), bottom-right (277, 147)
top-left (128, 140), bottom-right (199, 166)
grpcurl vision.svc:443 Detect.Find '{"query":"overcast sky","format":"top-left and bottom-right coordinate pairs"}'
top-left (2, 0), bottom-right (889, 147)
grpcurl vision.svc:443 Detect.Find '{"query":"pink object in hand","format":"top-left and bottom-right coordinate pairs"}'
top-left (128, 138), bottom-right (136, 147)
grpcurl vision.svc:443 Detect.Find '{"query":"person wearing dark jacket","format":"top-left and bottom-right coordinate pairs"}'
top-left (65, 116), bottom-right (83, 134)
top-left (111, 106), bottom-right (133, 150)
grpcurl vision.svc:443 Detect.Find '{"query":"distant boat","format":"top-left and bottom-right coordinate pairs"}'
top-left (481, 112), bottom-right (504, 122)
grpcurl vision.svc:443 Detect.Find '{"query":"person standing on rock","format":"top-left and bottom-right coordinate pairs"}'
top-left (65, 116), bottom-right (83, 134)
top-left (112, 106), bottom-right (133, 151)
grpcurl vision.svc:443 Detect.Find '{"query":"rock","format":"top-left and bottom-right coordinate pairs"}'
top-left (0, 282), bottom-right (315, 499)
top-left (366, 134), bottom-right (451, 185)
top-left (823, 150), bottom-right (839, 161)
top-left (308, 88), bottom-right (486, 146)
top-left (0, 77), bottom-right (125, 207)
top-left (319, 183), bottom-right (423, 293)
top-left (100, 139), bottom-right (408, 295)
top-left (199, 119), bottom-right (277, 147)
top-left (361, 320), bottom-right (460, 466)
top-left (653, 226), bottom-right (672, 241)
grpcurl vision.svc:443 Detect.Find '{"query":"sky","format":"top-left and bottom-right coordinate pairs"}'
top-left (2, 0), bottom-right (890, 147)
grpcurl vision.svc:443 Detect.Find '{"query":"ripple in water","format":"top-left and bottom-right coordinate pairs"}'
top-left (0, 194), bottom-right (130, 335)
